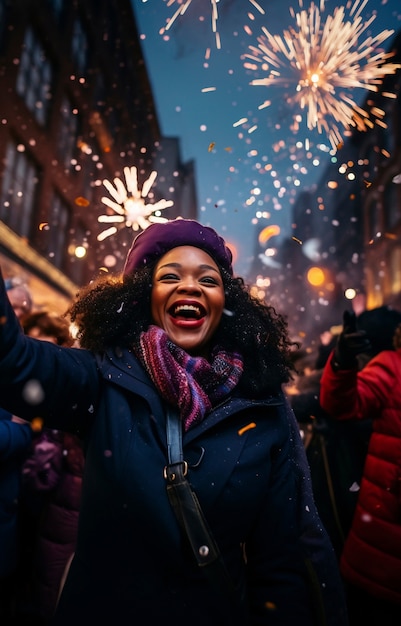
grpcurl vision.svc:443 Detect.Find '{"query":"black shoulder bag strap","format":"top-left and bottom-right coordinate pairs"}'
top-left (163, 406), bottom-right (245, 617)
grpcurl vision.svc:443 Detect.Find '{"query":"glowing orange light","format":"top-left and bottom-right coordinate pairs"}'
top-left (226, 242), bottom-right (238, 266)
top-left (31, 417), bottom-right (43, 432)
top-left (259, 224), bottom-right (280, 244)
top-left (307, 267), bottom-right (325, 287)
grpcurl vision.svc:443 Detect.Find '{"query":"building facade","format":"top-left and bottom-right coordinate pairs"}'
top-left (0, 0), bottom-right (197, 312)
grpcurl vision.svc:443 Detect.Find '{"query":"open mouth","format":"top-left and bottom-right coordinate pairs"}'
top-left (169, 303), bottom-right (206, 320)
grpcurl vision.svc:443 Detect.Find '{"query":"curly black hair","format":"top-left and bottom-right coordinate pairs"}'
top-left (67, 264), bottom-right (296, 397)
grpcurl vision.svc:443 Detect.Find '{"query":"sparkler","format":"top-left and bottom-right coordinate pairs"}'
top-left (163, 0), bottom-right (264, 49)
top-left (243, 0), bottom-right (401, 149)
top-left (97, 166), bottom-right (173, 242)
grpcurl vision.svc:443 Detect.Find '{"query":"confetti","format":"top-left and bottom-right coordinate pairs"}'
top-left (75, 196), bottom-right (90, 207)
top-left (238, 422), bottom-right (257, 436)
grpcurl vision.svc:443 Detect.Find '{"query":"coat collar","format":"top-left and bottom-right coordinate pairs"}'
top-left (96, 346), bottom-right (284, 437)
top-left (96, 347), bottom-right (161, 407)
top-left (184, 393), bottom-right (284, 443)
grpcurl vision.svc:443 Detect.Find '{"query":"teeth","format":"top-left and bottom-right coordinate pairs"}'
top-left (174, 304), bottom-right (201, 316)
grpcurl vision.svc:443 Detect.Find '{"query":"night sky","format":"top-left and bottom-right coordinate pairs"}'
top-left (132, 0), bottom-right (401, 277)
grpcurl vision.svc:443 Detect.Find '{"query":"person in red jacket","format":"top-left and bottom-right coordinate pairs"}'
top-left (320, 311), bottom-right (401, 626)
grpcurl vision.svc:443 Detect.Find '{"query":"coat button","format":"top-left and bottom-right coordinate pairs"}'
top-left (199, 545), bottom-right (209, 557)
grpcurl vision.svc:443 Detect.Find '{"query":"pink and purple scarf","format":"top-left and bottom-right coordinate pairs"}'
top-left (135, 325), bottom-right (243, 431)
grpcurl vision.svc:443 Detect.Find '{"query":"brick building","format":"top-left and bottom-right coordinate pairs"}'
top-left (0, 0), bottom-right (197, 312)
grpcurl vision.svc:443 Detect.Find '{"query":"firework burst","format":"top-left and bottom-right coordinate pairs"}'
top-left (243, 0), bottom-right (401, 149)
top-left (163, 0), bottom-right (265, 49)
top-left (97, 166), bottom-right (173, 242)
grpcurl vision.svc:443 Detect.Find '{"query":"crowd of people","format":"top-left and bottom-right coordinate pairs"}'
top-left (0, 280), bottom-right (84, 625)
top-left (287, 302), bottom-right (401, 625)
top-left (0, 218), bottom-right (400, 625)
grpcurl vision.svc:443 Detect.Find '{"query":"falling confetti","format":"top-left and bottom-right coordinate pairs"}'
top-left (238, 422), bottom-right (257, 436)
top-left (392, 173), bottom-right (401, 184)
top-left (97, 166), bottom-right (173, 242)
top-left (75, 196), bottom-right (90, 207)
top-left (243, 0), bottom-right (401, 149)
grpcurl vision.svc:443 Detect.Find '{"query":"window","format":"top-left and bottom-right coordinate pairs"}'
top-left (384, 179), bottom-right (400, 230)
top-left (57, 96), bottom-right (81, 170)
top-left (68, 220), bottom-right (88, 286)
top-left (389, 247), bottom-right (401, 295)
top-left (46, 192), bottom-right (70, 269)
top-left (0, 0), bottom-right (8, 52)
top-left (0, 141), bottom-right (40, 239)
top-left (363, 142), bottom-right (378, 183)
top-left (93, 71), bottom-right (107, 113)
top-left (47, 0), bottom-right (64, 21)
top-left (380, 103), bottom-right (395, 155)
top-left (16, 27), bottom-right (54, 126)
top-left (71, 17), bottom-right (88, 76)
top-left (366, 198), bottom-right (381, 243)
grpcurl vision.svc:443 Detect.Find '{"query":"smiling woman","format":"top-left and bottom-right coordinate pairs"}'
top-left (0, 219), bottom-right (348, 625)
top-left (150, 246), bottom-right (225, 357)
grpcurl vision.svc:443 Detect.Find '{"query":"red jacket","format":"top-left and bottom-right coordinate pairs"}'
top-left (320, 349), bottom-right (401, 605)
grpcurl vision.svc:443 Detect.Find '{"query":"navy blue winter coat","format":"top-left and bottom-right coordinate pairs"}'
top-left (0, 407), bottom-right (32, 577)
top-left (0, 273), bottom-right (348, 625)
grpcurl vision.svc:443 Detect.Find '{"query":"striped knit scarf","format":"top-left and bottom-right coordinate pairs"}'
top-left (135, 325), bottom-right (244, 431)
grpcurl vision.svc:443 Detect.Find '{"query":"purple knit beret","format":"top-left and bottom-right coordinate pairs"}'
top-left (123, 218), bottom-right (233, 276)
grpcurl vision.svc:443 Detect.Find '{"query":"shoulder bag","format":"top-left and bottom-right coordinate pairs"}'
top-left (163, 406), bottom-right (246, 620)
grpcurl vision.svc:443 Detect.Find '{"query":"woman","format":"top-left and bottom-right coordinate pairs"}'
top-left (320, 311), bottom-right (401, 625)
top-left (0, 219), bottom-right (347, 625)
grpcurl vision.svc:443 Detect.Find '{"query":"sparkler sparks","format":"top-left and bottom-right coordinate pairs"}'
top-left (163, 0), bottom-right (264, 49)
top-left (243, 0), bottom-right (401, 149)
top-left (97, 166), bottom-right (173, 242)
top-left (164, 0), bottom-right (221, 48)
